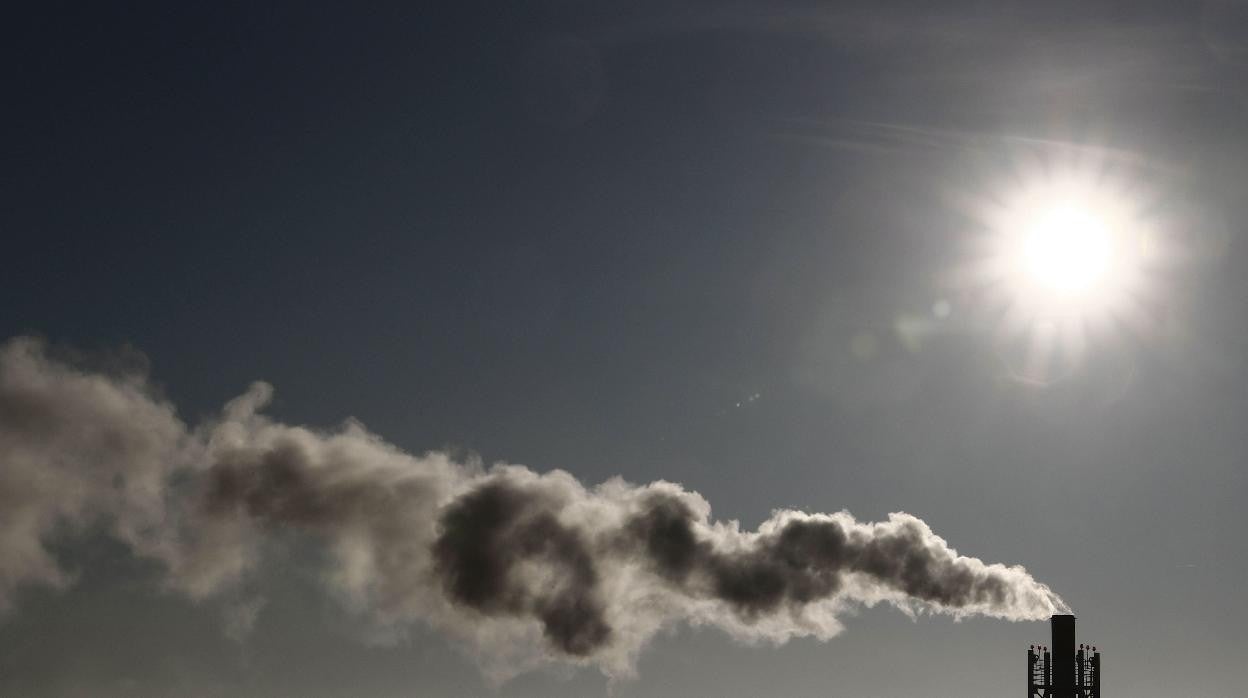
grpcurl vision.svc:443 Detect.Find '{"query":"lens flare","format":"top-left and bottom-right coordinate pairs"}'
top-left (956, 147), bottom-right (1171, 382)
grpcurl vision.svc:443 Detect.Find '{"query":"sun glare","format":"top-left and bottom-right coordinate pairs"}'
top-left (1019, 203), bottom-right (1113, 295)
top-left (977, 171), bottom-right (1153, 326)
top-left (958, 152), bottom-right (1170, 380)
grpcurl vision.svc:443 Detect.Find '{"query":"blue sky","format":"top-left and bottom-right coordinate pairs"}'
top-left (2, 2), bottom-right (1247, 696)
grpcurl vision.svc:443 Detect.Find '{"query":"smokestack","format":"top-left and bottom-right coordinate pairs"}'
top-left (1051, 614), bottom-right (1076, 698)
top-left (1028, 614), bottom-right (1101, 697)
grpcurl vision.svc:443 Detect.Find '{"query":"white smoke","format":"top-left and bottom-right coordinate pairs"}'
top-left (0, 336), bottom-right (1066, 680)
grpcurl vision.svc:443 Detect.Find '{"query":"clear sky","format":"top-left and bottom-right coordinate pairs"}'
top-left (2, 1), bottom-right (1247, 696)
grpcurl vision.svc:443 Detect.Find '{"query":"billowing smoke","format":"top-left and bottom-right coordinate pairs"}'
top-left (0, 336), bottom-right (1066, 679)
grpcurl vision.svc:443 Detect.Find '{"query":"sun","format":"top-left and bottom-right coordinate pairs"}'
top-left (976, 170), bottom-right (1154, 326)
top-left (956, 152), bottom-right (1170, 381)
top-left (1018, 203), bottom-right (1113, 295)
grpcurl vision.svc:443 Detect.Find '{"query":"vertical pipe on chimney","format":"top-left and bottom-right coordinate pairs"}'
top-left (1092, 650), bottom-right (1101, 697)
top-left (1044, 649), bottom-right (1051, 695)
top-left (1027, 647), bottom-right (1033, 698)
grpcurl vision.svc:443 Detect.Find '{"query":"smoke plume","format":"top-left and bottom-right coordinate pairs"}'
top-left (0, 336), bottom-right (1066, 679)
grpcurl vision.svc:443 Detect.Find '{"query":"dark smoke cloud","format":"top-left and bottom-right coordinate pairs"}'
top-left (434, 482), bottom-right (611, 656)
top-left (0, 336), bottom-right (1066, 679)
top-left (626, 492), bottom-right (1020, 618)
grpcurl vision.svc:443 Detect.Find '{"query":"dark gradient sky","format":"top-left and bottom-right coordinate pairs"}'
top-left (3, 1), bottom-right (1248, 696)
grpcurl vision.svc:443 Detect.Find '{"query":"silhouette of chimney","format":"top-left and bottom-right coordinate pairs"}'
top-left (1051, 615), bottom-right (1076, 698)
top-left (1027, 614), bottom-right (1100, 697)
